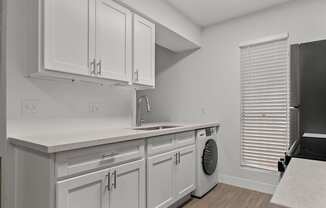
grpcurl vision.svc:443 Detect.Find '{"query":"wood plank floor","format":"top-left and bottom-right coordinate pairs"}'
top-left (182, 184), bottom-right (272, 208)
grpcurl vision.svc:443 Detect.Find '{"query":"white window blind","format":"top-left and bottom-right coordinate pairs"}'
top-left (240, 34), bottom-right (290, 171)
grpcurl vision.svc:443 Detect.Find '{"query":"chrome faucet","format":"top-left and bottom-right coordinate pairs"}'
top-left (136, 95), bottom-right (151, 127)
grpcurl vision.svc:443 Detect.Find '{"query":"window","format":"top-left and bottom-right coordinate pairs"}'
top-left (240, 34), bottom-right (290, 171)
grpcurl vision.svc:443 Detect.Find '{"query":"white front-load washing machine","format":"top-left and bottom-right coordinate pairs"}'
top-left (192, 127), bottom-right (219, 198)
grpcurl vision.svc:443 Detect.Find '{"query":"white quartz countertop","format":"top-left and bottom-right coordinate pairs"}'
top-left (271, 158), bottom-right (326, 208)
top-left (8, 122), bottom-right (219, 154)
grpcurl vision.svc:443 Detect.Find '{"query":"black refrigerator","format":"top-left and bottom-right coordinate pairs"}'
top-left (289, 44), bottom-right (301, 148)
top-left (279, 40), bottom-right (326, 172)
top-left (291, 40), bottom-right (326, 142)
top-left (286, 40), bottom-right (326, 162)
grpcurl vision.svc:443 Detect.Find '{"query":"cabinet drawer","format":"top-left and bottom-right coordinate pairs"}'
top-left (56, 140), bottom-right (145, 178)
top-left (175, 131), bottom-right (195, 149)
top-left (147, 134), bottom-right (175, 156)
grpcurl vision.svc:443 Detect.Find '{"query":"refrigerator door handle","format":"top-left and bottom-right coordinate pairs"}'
top-left (290, 44), bottom-right (301, 107)
top-left (289, 107), bottom-right (301, 148)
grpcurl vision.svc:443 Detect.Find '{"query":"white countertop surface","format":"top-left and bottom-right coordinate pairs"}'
top-left (8, 122), bottom-right (219, 153)
top-left (271, 158), bottom-right (326, 208)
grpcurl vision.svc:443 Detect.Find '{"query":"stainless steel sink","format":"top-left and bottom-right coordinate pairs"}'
top-left (133, 125), bottom-right (181, 131)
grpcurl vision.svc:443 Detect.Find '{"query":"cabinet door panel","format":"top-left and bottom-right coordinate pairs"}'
top-left (95, 0), bottom-right (132, 82)
top-left (175, 145), bottom-right (196, 199)
top-left (133, 14), bottom-right (155, 86)
top-left (110, 160), bottom-right (145, 208)
top-left (147, 152), bottom-right (175, 208)
top-left (56, 169), bottom-right (109, 208)
top-left (44, 0), bottom-right (90, 75)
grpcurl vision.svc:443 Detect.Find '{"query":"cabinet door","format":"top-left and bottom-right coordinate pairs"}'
top-left (56, 169), bottom-right (109, 208)
top-left (44, 0), bottom-right (91, 75)
top-left (175, 145), bottom-right (196, 199)
top-left (147, 151), bottom-right (176, 208)
top-left (133, 14), bottom-right (156, 87)
top-left (109, 159), bottom-right (145, 208)
top-left (95, 0), bottom-right (132, 82)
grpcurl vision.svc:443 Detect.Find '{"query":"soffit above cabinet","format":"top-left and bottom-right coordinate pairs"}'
top-left (156, 24), bottom-right (201, 52)
top-left (115, 0), bottom-right (202, 52)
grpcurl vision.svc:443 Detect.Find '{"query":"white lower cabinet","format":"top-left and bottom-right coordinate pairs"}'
top-left (56, 169), bottom-right (109, 208)
top-left (147, 145), bottom-right (196, 208)
top-left (175, 146), bottom-right (196, 199)
top-left (56, 159), bottom-right (145, 208)
top-left (13, 132), bottom-right (196, 208)
top-left (147, 151), bottom-right (176, 208)
top-left (109, 160), bottom-right (145, 208)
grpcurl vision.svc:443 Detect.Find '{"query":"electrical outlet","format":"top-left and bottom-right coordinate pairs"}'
top-left (21, 99), bottom-right (39, 116)
top-left (89, 103), bottom-right (103, 113)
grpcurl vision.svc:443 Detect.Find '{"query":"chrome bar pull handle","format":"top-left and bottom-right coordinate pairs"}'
top-left (105, 172), bottom-right (111, 191)
top-left (102, 152), bottom-right (118, 159)
top-left (97, 60), bottom-right (102, 75)
top-left (175, 153), bottom-right (178, 165)
top-left (178, 152), bottom-right (181, 164)
top-left (90, 58), bottom-right (96, 75)
top-left (113, 170), bottom-right (117, 189)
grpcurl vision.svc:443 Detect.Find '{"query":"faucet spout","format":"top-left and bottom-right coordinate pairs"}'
top-left (136, 95), bottom-right (151, 126)
top-left (144, 96), bottom-right (151, 112)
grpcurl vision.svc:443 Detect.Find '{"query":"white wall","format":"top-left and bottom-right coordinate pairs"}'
top-left (6, 0), bottom-right (135, 133)
top-left (140, 0), bottom-right (326, 193)
top-left (0, 0), bottom-right (7, 207)
top-left (0, 0), bottom-right (6, 157)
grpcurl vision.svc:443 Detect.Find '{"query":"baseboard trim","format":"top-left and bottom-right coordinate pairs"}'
top-left (169, 194), bottom-right (192, 208)
top-left (219, 174), bottom-right (276, 194)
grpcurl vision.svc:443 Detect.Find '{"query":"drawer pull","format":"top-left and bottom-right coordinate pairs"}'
top-left (102, 153), bottom-right (119, 159)
top-left (105, 172), bottom-right (111, 191)
top-left (113, 170), bottom-right (117, 189)
top-left (178, 152), bottom-right (181, 164)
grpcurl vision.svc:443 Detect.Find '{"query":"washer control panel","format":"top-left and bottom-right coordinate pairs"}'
top-left (205, 127), bottom-right (217, 136)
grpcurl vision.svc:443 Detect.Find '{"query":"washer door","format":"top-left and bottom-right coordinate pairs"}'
top-left (202, 139), bottom-right (218, 175)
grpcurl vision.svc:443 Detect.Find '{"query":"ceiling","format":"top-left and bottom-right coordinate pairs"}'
top-left (165, 0), bottom-right (294, 27)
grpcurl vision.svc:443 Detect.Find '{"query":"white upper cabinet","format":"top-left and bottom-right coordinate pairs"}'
top-left (43, 0), bottom-right (91, 75)
top-left (41, 0), bottom-right (154, 86)
top-left (133, 14), bottom-right (156, 87)
top-left (95, 0), bottom-right (132, 82)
